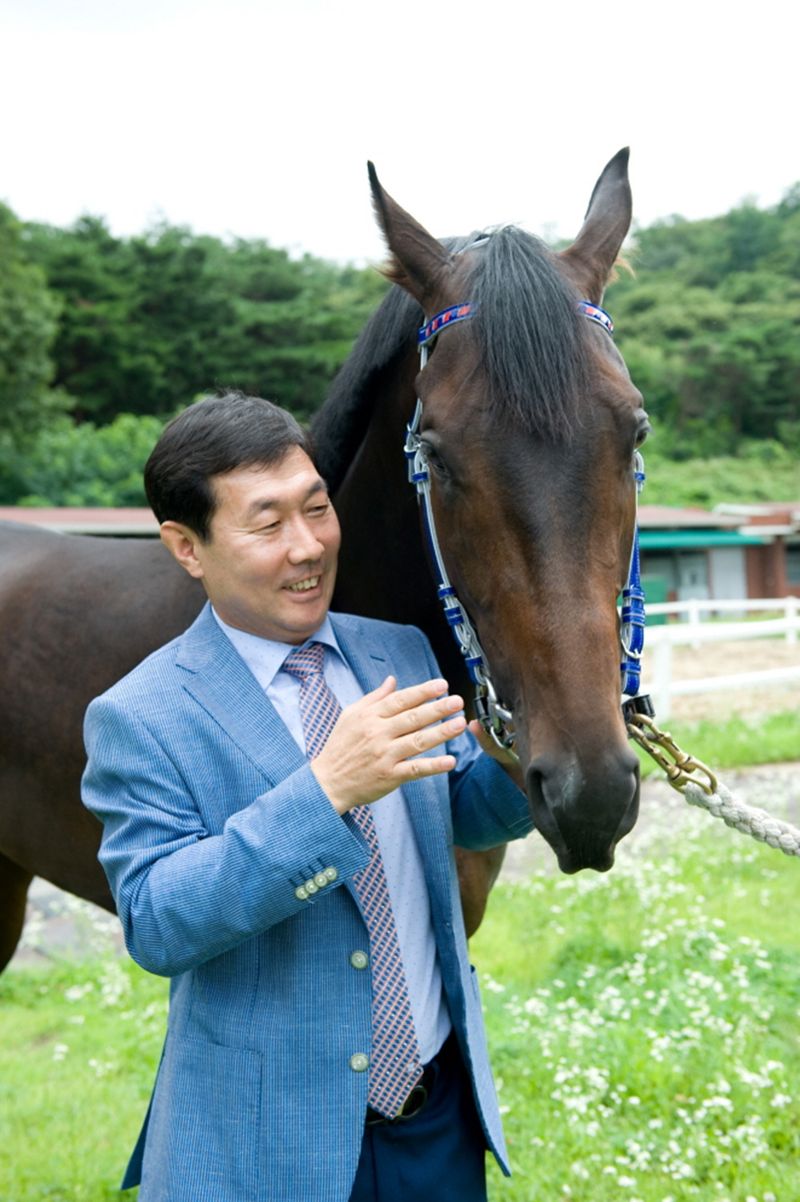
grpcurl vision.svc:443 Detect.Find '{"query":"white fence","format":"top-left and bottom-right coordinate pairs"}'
top-left (639, 597), bottom-right (800, 718)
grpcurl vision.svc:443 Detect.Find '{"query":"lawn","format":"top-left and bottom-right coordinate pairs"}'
top-left (1, 740), bottom-right (798, 1201)
top-left (475, 797), bottom-right (800, 1201)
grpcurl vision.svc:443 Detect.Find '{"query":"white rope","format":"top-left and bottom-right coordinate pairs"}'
top-left (683, 779), bottom-right (800, 857)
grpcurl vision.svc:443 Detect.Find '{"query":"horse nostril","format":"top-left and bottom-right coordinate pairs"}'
top-left (525, 751), bottom-right (640, 873)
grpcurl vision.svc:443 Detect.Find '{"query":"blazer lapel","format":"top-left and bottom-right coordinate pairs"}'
top-left (174, 605), bottom-right (307, 785)
top-left (328, 613), bottom-right (388, 696)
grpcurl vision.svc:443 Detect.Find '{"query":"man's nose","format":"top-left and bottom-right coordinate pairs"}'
top-left (287, 519), bottom-right (324, 562)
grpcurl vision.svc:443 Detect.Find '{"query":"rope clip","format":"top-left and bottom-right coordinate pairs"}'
top-left (626, 712), bottom-right (718, 796)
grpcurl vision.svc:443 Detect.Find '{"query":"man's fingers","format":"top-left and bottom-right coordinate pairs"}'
top-left (395, 753), bottom-right (457, 780)
top-left (365, 675), bottom-right (397, 701)
top-left (377, 678), bottom-right (449, 718)
top-left (394, 714), bottom-right (466, 760)
top-left (386, 693), bottom-right (464, 737)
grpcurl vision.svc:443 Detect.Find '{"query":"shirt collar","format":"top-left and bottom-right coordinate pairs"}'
top-left (210, 607), bottom-right (344, 689)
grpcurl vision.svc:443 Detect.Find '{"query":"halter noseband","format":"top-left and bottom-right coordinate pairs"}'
top-left (404, 296), bottom-right (646, 754)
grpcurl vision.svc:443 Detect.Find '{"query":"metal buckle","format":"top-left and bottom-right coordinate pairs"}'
top-left (626, 711), bottom-right (718, 796)
top-left (365, 1083), bottom-right (429, 1126)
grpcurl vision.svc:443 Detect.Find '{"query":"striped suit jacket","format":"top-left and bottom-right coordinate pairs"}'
top-left (82, 604), bottom-right (533, 1202)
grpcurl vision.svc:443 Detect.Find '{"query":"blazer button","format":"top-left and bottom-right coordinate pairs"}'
top-left (350, 950), bottom-right (369, 970)
top-left (350, 1053), bottom-right (369, 1072)
top-left (294, 886), bottom-right (308, 901)
top-left (313, 872), bottom-right (328, 889)
top-left (305, 879), bottom-right (319, 895)
top-left (324, 866), bottom-right (338, 882)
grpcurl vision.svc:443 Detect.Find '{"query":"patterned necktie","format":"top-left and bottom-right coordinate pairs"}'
top-left (282, 642), bottom-right (424, 1117)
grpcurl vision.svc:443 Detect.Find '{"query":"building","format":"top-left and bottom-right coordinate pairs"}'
top-left (637, 505), bottom-right (768, 602)
top-left (714, 503), bottom-right (800, 599)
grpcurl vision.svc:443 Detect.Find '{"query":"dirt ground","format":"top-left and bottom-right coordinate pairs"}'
top-left (658, 636), bottom-right (799, 723)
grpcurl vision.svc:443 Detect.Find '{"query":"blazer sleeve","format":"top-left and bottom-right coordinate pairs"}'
top-left (82, 695), bottom-right (371, 978)
top-left (413, 629), bottom-right (534, 850)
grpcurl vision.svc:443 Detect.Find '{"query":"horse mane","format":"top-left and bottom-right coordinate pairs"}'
top-left (311, 278), bottom-right (422, 493)
top-left (469, 226), bottom-right (590, 440)
top-left (312, 229), bottom-right (590, 492)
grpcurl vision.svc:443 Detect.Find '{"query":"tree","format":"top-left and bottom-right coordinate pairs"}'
top-left (23, 218), bottom-right (389, 424)
top-left (0, 203), bottom-right (64, 439)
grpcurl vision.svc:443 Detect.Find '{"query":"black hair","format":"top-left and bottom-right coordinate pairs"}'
top-left (144, 391), bottom-right (312, 540)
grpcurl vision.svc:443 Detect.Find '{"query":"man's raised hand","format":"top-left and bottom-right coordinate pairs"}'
top-left (310, 676), bottom-right (466, 814)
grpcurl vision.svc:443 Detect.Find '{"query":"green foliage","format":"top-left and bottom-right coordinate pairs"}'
top-left (0, 203), bottom-right (66, 439)
top-left (610, 193), bottom-right (800, 458)
top-left (0, 413), bottom-right (165, 506)
top-left (21, 216), bottom-right (389, 425)
top-left (641, 437), bottom-right (800, 505)
top-left (3, 183), bottom-right (800, 506)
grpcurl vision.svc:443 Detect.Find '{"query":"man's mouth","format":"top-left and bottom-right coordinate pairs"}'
top-left (286, 575), bottom-right (321, 593)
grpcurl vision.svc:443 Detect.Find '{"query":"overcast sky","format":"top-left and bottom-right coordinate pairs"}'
top-left (2, 0), bottom-right (797, 264)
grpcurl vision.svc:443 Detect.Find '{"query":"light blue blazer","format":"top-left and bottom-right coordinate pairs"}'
top-left (82, 605), bottom-right (533, 1202)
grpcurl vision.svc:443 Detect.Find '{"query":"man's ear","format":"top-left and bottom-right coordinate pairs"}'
top-left (159, 521), bottom-right (206, 579)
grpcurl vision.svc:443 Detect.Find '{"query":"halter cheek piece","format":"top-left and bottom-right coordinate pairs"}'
top-left (404, 295), bottom-right (648, 755)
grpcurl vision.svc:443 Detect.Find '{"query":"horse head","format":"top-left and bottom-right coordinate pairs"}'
top-left (368, 151), bottom-right (647, 873)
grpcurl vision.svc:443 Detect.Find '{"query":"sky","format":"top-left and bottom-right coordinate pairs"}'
top-left (2, 0), bottom-right (797, 265)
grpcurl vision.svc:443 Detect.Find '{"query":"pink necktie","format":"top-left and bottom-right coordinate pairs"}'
top-left (282, 642), bottom-right (424, 1117)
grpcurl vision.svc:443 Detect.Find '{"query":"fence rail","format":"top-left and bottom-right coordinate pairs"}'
top-left (638, 597), bottom-right (800, 717)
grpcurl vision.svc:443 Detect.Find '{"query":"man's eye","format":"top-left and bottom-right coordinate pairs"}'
top-left (308, 502), bottom-right (330, 516)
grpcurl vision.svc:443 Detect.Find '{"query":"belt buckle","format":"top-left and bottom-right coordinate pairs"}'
top-left (365, 1081), bottom-right (429, 1126)
top-left (397, 1082), bottom-right (428, 1121)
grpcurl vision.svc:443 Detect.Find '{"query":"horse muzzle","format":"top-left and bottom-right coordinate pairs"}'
top-left (525, 748), bottom-right (640, 873)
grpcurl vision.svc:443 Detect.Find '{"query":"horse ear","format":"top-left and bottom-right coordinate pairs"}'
top-left (560, 148), bottom-right (632, 303)
top-left (368, 162), bottom-right (452, 305)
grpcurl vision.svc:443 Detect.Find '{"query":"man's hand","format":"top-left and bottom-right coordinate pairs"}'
top-left (311, 676), bottom-right (466, 814)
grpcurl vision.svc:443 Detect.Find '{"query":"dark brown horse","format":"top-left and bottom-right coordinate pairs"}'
top-left (0, 148), bottom-right (644, 970)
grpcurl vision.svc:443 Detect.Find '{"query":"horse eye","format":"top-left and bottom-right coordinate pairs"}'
top-left (635, 414), bottom-right (651, 447)
top-left (422, 440), bottom-right (449, 477)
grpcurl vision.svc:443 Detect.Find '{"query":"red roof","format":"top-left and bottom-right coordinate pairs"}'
top-left (0, 507), bottom-right (158, 533)
top-left (637, 505), bottom-right (740, 530)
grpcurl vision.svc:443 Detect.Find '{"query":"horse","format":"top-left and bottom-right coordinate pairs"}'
top-left (0, 148), bottom-right (645, 971)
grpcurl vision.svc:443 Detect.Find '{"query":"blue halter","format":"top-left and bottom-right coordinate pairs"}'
top-left (405, 298), bottom-right (647, 749)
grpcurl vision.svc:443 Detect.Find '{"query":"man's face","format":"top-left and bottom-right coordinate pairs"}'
top-left (170, 447), bottom-right (341, 644)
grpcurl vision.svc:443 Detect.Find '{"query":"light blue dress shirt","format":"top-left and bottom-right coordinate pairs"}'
top-left (212, 608), bottom-right (451, 1063)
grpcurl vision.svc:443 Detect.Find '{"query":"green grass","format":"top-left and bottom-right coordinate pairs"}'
top-left (636, 708), bottom-right (800, 778)
top-left (0, 959), bottom-right (165, 1200)
top-left (2, 778), bottom-right (799, 1201)
top-left (475, 817), bottom-right (800, 1201)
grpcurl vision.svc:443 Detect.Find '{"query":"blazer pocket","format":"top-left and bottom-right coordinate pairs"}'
top-left (143, 1035), bottom-right (262, 1201)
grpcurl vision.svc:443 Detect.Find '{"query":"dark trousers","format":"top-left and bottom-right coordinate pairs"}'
top-left (348, 1032), bottom-right (488, 1202)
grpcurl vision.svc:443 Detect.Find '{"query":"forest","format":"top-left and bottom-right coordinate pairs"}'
top-left (0, 189), bottom-right (798, 507)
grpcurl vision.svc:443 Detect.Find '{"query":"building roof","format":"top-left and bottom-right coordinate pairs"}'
top-left (714, 501), bottom-right (800, 537)
top-left (639, 530), bottom-right (766, 550)
top-left (638, 505), bottom-right (740, 530)
top-left (0, 507), bottom-right (158, 535)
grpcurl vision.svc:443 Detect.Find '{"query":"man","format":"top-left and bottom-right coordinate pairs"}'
top-left (82, 391), bottom-right (533, 1202)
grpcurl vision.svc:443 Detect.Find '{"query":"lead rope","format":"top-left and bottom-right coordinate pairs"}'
top-left (627, 712), bottom-right (800, 858)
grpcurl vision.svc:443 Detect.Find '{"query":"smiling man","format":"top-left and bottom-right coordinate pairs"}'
top-left (81, 390), bottom-right (533, 1202)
